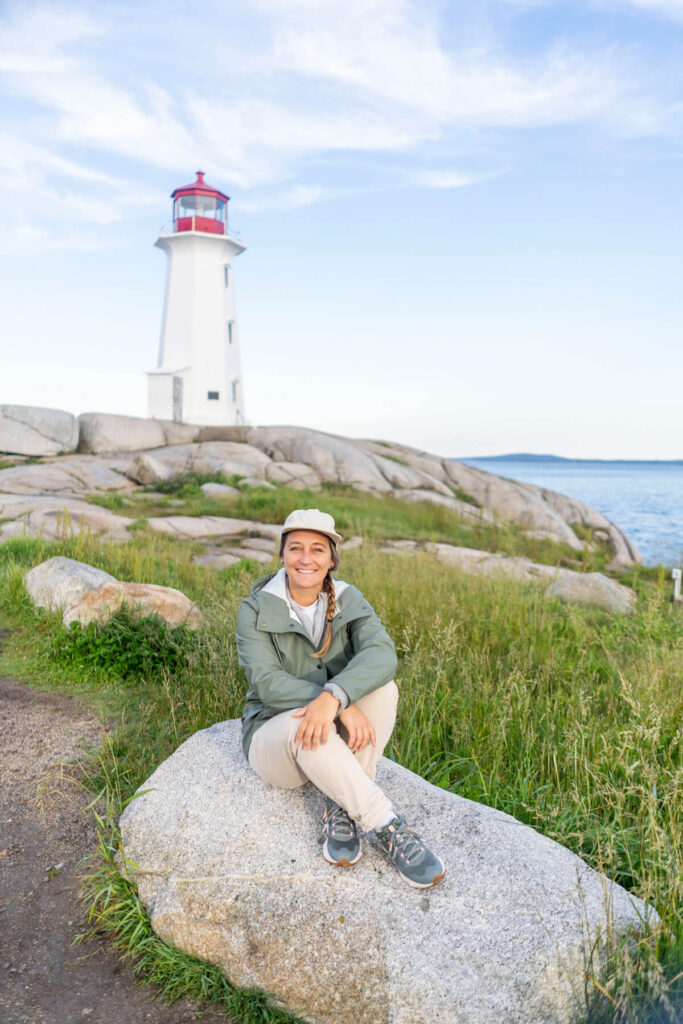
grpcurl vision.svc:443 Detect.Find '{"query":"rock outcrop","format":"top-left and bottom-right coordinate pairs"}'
top-left (78, 413), bottom-right (166, 454)
top-left (545, 572), bottom-right (637, 615)
top-left (380, 540), bottom-right (637, 613)
top-left (0, 405), bottom-right (79, 457)
top-left (24, 556), bottom-right (115, 611)
top-left (23, 557), bottom-right (202, 629)
top-left (63, 581), bottom-right (202, 628)
top-left (119, 719), bottom-right (651, 1024)
top-left (0, 410), bottom-right (641, 568)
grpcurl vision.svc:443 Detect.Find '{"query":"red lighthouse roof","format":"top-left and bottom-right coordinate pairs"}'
top-left (171, 171), bottom-right (229, 235)
top-left (171, 170), bottom-right (229, 203)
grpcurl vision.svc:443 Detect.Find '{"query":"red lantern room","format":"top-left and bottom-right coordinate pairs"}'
top-left (171, 171), bottom-right (229, 235)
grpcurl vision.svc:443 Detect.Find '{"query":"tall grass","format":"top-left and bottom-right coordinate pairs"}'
top-left (0, 531), bottom-right (680, 1022)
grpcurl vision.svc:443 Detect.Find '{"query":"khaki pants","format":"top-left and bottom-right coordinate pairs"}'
top-left (248, 680), bottom-right (399, 832)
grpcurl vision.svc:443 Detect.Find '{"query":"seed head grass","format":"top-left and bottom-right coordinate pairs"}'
top-left (0, 517), bottom-right (680, 1022)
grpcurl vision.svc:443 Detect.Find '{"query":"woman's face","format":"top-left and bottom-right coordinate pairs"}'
top-left (281, 530), bottom-right (333, 598)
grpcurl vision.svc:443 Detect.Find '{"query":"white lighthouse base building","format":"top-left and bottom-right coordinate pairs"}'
top-left (147, 172), bottom-right (247, 426)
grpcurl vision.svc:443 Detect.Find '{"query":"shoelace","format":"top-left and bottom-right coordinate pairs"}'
top-left (325, 803), bottom-right (357, 839)
top-left (380, 819), bottom-right (427, 866)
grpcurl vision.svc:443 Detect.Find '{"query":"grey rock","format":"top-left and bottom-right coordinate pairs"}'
top-left (191, 552), bottom-right (242, 569)
top-left (200, 482), bottom-right (240, 498)
top-left (341, 535), bottom-right (364, 551)
top-left (239, 536), bottom-right (275, 552)
top-left (0, 405), bottom-right (79, 457)
top-left (395, 489), bottom-right (493, 522)
top-left (24, 556), bottom-right (115, 611)
top-left (545, 573), bottom-right (636, 615)
top-left (158, 421), bottom-right (200, 445)
top-left (0, 457), bottom-right (135, 496)
top-left (0, 496), bottom-right (134, 544)
top-left (78, 413), bottom-right (166, 454)
top-left (264, 461), bottom-right (322, 489)
top-left (146, 515), bottom-right (257, 539)
top-left (127, 453), bottom-right (174, 486)
top-left (240, 477), bottom-right (276, 489)
top-left (119, 719), bottom-right (651, 1024)
top-left (247, 427), bottom-right (393, 493)
top-left (237, 546), bottom-right (273, 563)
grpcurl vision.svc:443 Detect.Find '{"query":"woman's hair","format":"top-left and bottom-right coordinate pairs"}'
top-left (279, 532), bottom-right (339, 659)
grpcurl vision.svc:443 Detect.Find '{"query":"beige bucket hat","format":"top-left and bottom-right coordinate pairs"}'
top-left (280, 508), bottom-right (342, 547)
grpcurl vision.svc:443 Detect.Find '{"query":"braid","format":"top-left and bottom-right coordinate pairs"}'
top-left (310, 571), bottom-right (336, 658)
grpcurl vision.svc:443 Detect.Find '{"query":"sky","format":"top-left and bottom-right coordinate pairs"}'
top-left (1, 0), bottom-right (682, 460)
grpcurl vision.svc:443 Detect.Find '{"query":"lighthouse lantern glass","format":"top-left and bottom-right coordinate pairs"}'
top-left (174, 192), bottom-right (227, 235)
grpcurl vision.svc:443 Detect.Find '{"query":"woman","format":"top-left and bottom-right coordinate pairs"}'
top-left (237, 507), bottom-right (445, 889)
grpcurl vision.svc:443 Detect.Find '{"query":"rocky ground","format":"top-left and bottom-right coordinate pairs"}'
top-left (0, 667), bottom-right (228, 1024)
top-left (0, 417), bottom-right (641, 569)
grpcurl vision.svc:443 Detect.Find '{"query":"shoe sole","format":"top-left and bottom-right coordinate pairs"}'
top-left (398, 865), bottom-right (446, 889)
top-left (322, 840), bottom-right (362, 867)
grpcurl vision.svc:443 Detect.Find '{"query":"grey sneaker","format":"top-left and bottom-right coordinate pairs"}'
top-left (322, 799), bottom-right (361, 867)
top-left (374, 815), bottom-right (445, 889)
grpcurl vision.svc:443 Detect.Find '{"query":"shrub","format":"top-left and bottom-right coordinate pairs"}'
top-left (52, 608), bottom-right (199, 684)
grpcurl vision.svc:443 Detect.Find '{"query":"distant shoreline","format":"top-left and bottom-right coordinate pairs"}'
top-left (458, 453), bottom-right (683, 465)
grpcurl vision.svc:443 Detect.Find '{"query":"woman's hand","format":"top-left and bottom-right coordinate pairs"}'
top-left (292, 691), bottom-right (340, 750)
top-left (338, 704), bottom-right (376, 753)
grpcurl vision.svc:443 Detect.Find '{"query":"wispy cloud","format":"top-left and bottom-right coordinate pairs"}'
top-left (0, 0), bottom-right (677, 251)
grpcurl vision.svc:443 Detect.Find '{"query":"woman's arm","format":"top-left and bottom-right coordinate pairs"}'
top-left (236, 601), bottom-right (322, 711)
top-left (330, 598), bottom-right (398, 705)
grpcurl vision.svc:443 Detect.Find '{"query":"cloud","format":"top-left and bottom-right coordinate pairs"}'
top-left (0, 0), bottom-right (676, 251)
top-left (411, 169), bottom-right (489, 189)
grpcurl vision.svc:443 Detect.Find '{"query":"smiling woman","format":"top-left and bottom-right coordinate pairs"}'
top-left (235, 507), bottom-right (446, 889)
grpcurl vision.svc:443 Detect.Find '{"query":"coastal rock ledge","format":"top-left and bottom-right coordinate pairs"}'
top-left (119, 720), bottom-right (650, 1024)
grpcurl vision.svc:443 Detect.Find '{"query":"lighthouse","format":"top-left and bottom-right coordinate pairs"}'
top-left (147, 171), bottom-right (247, 425)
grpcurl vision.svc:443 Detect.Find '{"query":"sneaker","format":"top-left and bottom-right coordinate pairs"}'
top-left (322, 799), bottom-right (361, 867)
top-left (374, 815), bottom-right (445, 889)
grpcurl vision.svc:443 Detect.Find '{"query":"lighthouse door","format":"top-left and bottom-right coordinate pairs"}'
top-left (172, 375), bottom-right (183, 422)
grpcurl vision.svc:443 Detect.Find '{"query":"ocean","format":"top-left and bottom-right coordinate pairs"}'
top-left (459, 457), bottom-right (683, 568)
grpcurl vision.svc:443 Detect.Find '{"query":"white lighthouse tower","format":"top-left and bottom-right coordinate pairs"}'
top-left (147, 171), bottom-right (247, 425)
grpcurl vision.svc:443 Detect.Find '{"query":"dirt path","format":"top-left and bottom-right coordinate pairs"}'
top-left (0, 676), bottom-right (229, 1024)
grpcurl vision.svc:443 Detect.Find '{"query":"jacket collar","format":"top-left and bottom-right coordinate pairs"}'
top-left (255, 567), bottom-right (350, 635)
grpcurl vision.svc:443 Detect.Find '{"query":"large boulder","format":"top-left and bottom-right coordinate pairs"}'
top-left (247, 426), bottom-right (393, 493)
top-left (78, 413), bottom-right (166, 454)
top-left (0, 457), bottom-right (135, 496)
top-left (545, 572), bottom-right (636, 615)
top-left (63, 581), bottom-right (202, 628)
top-left (0, 498), bottom-right (134, 544)
top-left (24, 556), bottom-right (115, 611)
top-left (127, 453), bottom-right (174, 486)
top-left (0, 405), bottom-right (78, 456)
top-left (119, 720), bottom-right (650, 1024)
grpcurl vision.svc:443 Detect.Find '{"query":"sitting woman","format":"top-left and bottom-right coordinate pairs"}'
top-left (236, 507), bottom-right (445, 889)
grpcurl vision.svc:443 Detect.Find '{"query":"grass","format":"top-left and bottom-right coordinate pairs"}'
top-left (0, 513), bottom-right (680, 1022)
top-left (90, 478), bottom-right (626, 574)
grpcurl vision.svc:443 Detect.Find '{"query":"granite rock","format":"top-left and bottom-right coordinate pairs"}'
top-left (24, 556), bottom-right (115, 611)
top-left (63, 581), bottom-right (202, 628)
top-left (247, 426), bottom-right (393, 493)
top-left (119, 719), bottom-right (651, 1024)
top-left (127, 453), bottom-right (174, 486)
top-left (78, 413), bottom-right (166, 454)
top-left (200, 482), bottom-right (240, 498)
top-left (0, 405), bottom-right (79, 457)
top-left (545, 572), bottom-right (637, 615)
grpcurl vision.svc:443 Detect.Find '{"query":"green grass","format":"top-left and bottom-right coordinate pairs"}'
top-left (97, 481), bottom-right (621, 574)
top-left (0, 523), bottom-right (680, 1022)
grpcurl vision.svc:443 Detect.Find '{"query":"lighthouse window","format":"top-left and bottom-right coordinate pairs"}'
top-left (227, 322), bottom-right (233, 345)
top-left (232, 380), bottom-right (238, 403)
top-left (207, 391), bottom-right (219, 400)
top-left (224, 265), bottom-right (230, 288)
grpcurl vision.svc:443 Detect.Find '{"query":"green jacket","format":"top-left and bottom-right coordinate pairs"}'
top-left (237, 568), bottom-right (398, 757)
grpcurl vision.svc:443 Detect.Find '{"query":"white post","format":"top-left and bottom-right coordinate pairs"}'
top-left (672, 568), bottom-right (682, 602)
